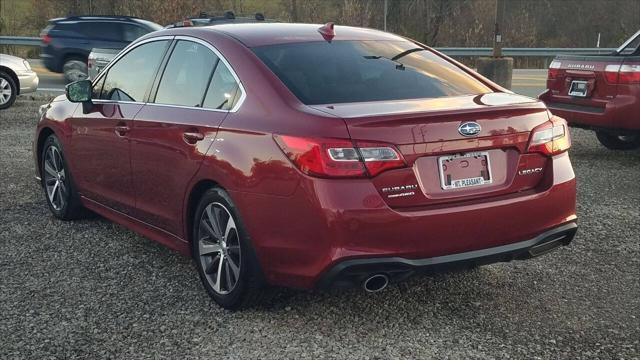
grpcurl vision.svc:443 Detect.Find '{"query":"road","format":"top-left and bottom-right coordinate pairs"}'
top-left (27, 59), bottom-right (548, 97)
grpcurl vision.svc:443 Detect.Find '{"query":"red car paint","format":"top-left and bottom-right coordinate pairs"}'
top-left (539, 30), bottom-right (640, 132)
top-left (34, 24), bottom-right (577, 290)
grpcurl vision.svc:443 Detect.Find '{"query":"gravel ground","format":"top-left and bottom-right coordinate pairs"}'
top-left (1, 97), bottom-right (639, 359)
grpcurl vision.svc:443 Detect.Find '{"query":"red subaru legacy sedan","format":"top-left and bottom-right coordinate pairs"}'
top-left (34, 23), bottom-right (577, 309)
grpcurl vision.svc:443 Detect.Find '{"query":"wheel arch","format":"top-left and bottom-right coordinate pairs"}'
top-left (62, 52), bottom-right (89, 63)
top-left (0, 66), bottom-right (20, 95)
top-left (184, 179), bottom-right (220, 246)
top-left (36, 127), bottom-right (56, 175)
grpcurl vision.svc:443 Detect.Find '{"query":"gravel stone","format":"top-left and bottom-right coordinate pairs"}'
top-left (1, 98), bottom-right (638, 359)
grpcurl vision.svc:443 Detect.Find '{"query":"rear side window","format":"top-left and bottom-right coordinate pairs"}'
top-left (202, 63), bottom-right (240, 110)
top-left (154, 40), bottom-right (219, 107)
top-left (76, 22), bottom-right (122, 41)
top-left (99, 40), bottom-right (169, 102)
top-left (253, 40), bottom-right (491, 105)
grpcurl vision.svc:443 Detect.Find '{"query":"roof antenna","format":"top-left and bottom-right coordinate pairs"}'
top-left (318, 22), bottom-right (335, 42)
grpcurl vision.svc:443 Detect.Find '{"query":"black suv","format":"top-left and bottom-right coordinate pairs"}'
top-left (40, 16), bottom-right (162, 82)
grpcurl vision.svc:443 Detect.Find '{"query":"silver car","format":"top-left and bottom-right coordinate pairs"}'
top-left (0, 54), bottom-right (39, 109)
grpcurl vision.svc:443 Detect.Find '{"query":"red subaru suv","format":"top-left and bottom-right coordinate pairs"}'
top-left (34, 23), bottom-right (577, 309)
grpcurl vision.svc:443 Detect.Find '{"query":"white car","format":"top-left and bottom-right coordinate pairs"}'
top-left (0, 54), bottom-right (39, 109)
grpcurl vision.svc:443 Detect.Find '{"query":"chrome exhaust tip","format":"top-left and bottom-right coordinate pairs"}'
top-left (362, 274), bottom-right (389, 293)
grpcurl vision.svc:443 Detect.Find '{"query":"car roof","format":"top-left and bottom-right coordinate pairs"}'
top-left (203, 23), bottom-right (407, 47)
top-left (50, 15), bottom-right (144, 23)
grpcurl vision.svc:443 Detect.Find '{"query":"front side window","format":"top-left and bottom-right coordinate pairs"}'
top-left (99, 40), bottom-right (169, 102)
top-left (253, 40), bottom-right (492, 105)
top-left (154, 40), bottom-right (218, 107)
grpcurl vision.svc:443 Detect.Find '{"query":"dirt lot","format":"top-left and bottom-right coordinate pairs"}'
top-left (1, 97), bottom-right (638, 359)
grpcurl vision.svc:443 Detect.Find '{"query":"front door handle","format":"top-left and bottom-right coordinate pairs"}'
top-left (115, 125), bottom-right (130, 137)
top-left (183, 131), bottom-right (205, 144)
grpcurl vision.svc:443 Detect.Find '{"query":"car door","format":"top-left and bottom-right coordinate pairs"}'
top-left (130, 37), bottom-right (243, 237)
top-left (67, 38), bottom-right (170, 215)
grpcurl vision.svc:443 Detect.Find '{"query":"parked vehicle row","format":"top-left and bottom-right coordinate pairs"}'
top-left (0, 54), bottom-right (39, 109)
top-left (35, 23), bottom-right (578, 310)
top-left (40, 16), bottom-right (162, 82)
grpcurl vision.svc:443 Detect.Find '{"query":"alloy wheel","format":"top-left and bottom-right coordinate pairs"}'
top-left (197, 202), bottom-right (242, 295)
top-left (63, 60), bottom-right (88, 83)
top-left (0, 77), bottom-right (12, 105)
top-left (43, 146), bottom-right (68, 211)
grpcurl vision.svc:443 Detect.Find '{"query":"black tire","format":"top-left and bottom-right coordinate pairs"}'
top-left (192, 187), bottom-right (268, 310)
top-left (62, 57), bottom-right (88, 83)
top-left (0, 71), bottom-right (17, 110)
top-left (595, 130), bottom-right (640, 150)
top-left (41, 134), bottom-right (86, 220)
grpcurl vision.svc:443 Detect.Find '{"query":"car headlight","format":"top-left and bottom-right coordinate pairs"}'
top-left (22, 60), bottom-right (32, 71)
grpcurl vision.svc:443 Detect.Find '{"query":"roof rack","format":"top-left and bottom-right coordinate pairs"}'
top-left (167, 11), bottom-right (273, 28)
top-left (55, 15), bottom-right (142, 22)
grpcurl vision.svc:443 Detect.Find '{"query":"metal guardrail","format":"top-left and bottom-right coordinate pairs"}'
top-left (0, 36), bottom-right (42, 46)
top-left (435, 47), bottom-right (616, 57)
top-left (0, 36), bottom-right (617, 57)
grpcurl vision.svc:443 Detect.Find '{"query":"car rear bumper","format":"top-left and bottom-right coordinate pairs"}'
top-left (540, 90), bottom-right (640, 131)
top-left (232, 152), bottom-right (577, 290)
top-left (316, 221), bottom-right (577, 289)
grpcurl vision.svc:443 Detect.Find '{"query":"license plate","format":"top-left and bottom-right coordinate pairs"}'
top-left (438, 152), bottom-right (492, 190)
top-left (568, 80), bottom-right (589, 97)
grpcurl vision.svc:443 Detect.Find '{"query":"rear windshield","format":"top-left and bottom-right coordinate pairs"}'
top-left (618, 32), bottom-right (640, 55)
top-left (253, 40), bottom-right (491, 105)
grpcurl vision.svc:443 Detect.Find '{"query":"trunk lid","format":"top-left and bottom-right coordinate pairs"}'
top-left (311, 93), bottom-right (551, 208)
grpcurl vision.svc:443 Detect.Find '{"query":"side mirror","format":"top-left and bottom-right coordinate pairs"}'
top-left (65, 80), bottom-right (92, 103)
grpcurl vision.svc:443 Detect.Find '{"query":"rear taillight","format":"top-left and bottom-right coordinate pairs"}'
top-left (527, 116), bottom-right (571, 156)
top-left (547, 60), bottom-right (562, 80)
top-left (605, 64), bottom-right (640, 84)
top-left (274, 135), bottom-right (406, 178)
top-left (41, 34), bottom-right (51, 45)
top-left (604, 64), bottom-right (620, 83)
top-left (618, 64), bottom-right (640, 84)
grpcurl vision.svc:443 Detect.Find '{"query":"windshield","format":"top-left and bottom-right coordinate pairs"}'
top-left (253, 40), bottom-right (491, 105)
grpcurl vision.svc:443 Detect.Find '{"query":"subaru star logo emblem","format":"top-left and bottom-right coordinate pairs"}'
top-left (458, 122), bottom-right (481, 137)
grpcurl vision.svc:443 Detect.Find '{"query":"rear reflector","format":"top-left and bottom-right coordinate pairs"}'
top-left (274, 135), bottom-right (406, 178)
top-left (527, 116), bottom-right (571, 156)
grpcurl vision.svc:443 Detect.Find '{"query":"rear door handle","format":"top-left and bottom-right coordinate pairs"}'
top-left (183, 131), bottom-right (205, 144)
top-left (115, 125), bottom-right (130, 137)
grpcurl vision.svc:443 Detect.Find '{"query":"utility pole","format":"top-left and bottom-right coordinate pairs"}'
top-left (383, 0), bottom-right (388, 32)
top-left (478, 0), bottom-right (512, 89)
top-left (492, 0), bottom-right (505, 58)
